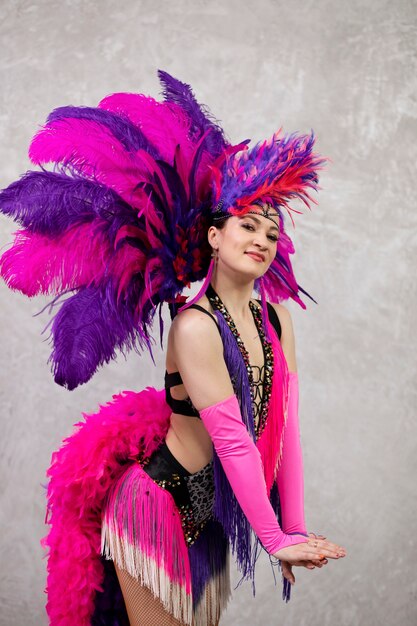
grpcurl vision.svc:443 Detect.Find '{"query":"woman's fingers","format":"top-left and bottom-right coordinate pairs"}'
top-left (298, 560), bottom-right (316, 569)
top-left (308, 533), bottom-right (346, 556)
top-left (302, 545), bottom-right (341, 561)
top-left (307, 538), bottom-right (346, 559)
top-left (309, 531), bottom-right (327, 541)
top-left (273, 537), bottom-right (346, 566)
top-left (281, 561), bottom-right (295, 584)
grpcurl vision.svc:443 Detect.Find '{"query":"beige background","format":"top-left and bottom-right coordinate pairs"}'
top-left (0, 1), bottom-right (416, 624)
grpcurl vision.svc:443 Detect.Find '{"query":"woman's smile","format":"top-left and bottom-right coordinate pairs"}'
top-left (245, 251), bottom-right (265, 262)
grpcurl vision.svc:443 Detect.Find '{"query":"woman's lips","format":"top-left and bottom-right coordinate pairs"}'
top-left (245, 252), bottom-right (265, 262)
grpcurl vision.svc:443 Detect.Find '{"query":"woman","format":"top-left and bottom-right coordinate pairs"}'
top-left (0, 70), bottom-right (346, 626)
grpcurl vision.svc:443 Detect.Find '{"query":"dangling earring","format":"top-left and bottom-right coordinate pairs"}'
top-left (178, 249), bottom-right (218, 313)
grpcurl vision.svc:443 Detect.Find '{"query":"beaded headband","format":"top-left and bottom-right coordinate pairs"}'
top-left (212, 200), bottom-right (280, 228)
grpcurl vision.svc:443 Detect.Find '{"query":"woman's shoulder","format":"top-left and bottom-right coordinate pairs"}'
top-left (170, 300), bottom-right (220, 341)
top-left (168, 303), bottom-right (224, 368)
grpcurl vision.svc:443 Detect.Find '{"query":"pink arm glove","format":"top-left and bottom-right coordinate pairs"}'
top-left (199, 393), bottom-right (309, 555)
top-left (276, 371), bottom-right (307, 535)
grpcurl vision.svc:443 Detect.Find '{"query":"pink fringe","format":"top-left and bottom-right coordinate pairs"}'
top-left (102, 462), bottom-right (192, 592)
top-left (257, 318), bottom-right (289, 493)
top-left (42, 386), bottom-right (171, 626)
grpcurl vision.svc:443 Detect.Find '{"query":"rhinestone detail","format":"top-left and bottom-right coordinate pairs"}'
top-left (206, 285), bottom-right (274, 439)
top-left (136, 459), bottom-right (214, 546)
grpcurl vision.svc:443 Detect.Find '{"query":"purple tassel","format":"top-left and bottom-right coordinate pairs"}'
top-left (210, 311), bottom-right (261, 588)
top-left (268, 482), bottom-right (291, 602)
top-left (188, 519), bottom-right (229, 608)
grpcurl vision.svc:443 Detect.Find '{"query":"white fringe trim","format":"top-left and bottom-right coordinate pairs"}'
top-left (193, 551), bottom-right (231, 626)
top-left (101, 518), bottom-right (192, 625)
top-left (101, 521), bottom-right (231, 626)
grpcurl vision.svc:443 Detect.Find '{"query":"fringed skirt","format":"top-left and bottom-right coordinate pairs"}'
top-left (101, 442), bottom-right (231, 626)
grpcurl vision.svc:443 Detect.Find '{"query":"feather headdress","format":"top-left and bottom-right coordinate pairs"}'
top-left (0, 70), bottom-right (325, 389)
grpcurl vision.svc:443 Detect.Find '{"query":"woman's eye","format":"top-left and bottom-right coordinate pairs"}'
top-left (242, 223), bottom-right (278, 242)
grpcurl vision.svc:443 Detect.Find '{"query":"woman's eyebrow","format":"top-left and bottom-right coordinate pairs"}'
top-left (240, 214), bottom-right (279, 232)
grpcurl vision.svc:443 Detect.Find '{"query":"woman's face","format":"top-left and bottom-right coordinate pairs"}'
top-left (209, 208), bottom-right (280, 279)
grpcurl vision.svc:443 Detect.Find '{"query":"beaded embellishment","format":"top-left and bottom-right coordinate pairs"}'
top-left (152, 465), bottom-right (215, 545)
top-left (206, 285), bottom-right (274, 439)
top-left (138, 452), bottom-right (215, 546)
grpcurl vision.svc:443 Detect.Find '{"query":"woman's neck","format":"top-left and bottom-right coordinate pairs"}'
top-left (209, 274), bottom-right (255, 320)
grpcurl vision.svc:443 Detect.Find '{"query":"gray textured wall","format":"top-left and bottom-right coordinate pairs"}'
top-left (1, 1), bottom-right (416, 625)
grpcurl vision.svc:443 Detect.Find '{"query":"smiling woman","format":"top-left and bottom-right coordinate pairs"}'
top-left (217, 211), bottom-right (280, 267)
top-left (0, 70), bottom-right (346, 626)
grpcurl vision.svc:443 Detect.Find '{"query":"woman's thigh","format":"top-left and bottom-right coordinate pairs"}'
top-left (115, 563), bottom-right (187, 626)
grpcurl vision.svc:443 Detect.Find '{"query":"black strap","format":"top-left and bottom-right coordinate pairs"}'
top-left (164, 392), bottom-right (200, 417)
top-left (164, 371), bottom-right (183, 386)
top-left (260, 300), bottom-right (282, 340)
top-left (187, 303), bottom-right (218, 324)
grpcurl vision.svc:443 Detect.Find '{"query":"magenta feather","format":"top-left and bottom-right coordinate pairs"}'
top-left (29, 118), bottom-right (149, 210)
top-left (98, 93), bottom-right (194, 164)
top-left (42, 387), bottom-right (171, 624)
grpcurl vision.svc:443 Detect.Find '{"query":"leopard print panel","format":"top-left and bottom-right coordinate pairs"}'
top-left (185, 461), bottom-right (215, 526)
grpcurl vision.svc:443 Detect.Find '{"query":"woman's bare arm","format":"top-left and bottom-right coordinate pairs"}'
top-left (171, 309), bottom-right (234, 411)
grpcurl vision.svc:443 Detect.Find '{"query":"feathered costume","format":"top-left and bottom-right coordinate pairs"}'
top-left (0, 70), bottom-right (325, 625)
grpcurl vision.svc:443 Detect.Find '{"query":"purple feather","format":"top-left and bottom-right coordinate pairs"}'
top-left (0, 169), bottom-right (137, 238)
top-left (91, 557), bottom-right (129, 625)
top-left (214, 131), bottom-right (323, 212)
top-left (49, 281), bottom-right (153, 390)
top-left (158, 70), bottom-right (227, 158)
top-left (46, 106), bottom-right (160, 158)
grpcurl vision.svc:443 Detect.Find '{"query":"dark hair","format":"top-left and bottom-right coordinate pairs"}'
top-left (210, 214), bottom-right (230, 231)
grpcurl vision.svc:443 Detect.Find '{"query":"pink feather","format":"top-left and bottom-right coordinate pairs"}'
top-left (0, 225), bottom-right (111, 296)
top-left (98, 93), bottom-right (194, 165)
top-left (28, 118), bottom-right (150, 211)
top-left (42, 386), bottom-right (172, 625)
top-left (0, 223), bottom-right (147, 297)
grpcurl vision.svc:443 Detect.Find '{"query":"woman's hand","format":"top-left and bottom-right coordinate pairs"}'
top-left (281, 554), bottom-right (328, 586)
top-left (273, 533), bottom-right (346, 568)
top-left (278, 533), bottom-right (345, 586)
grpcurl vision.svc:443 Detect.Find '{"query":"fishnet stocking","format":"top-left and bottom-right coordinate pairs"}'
top-left (114, 563), bottom-right (220, 626)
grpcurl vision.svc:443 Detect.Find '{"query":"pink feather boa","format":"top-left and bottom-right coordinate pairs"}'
top-left (42, 386), bottom-right (171, 626)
